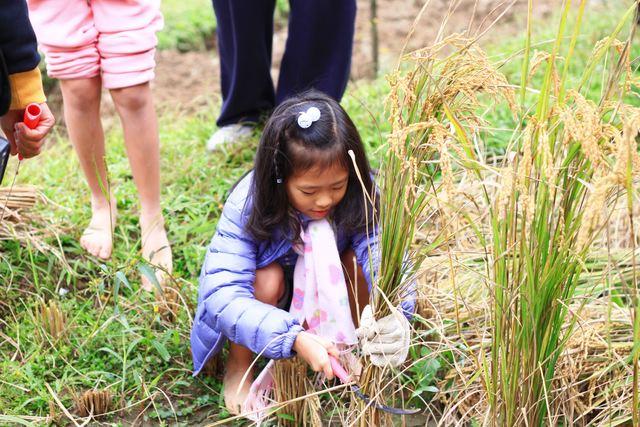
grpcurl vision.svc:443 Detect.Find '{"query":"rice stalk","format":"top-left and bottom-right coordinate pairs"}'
top-left (271, 357), bottom-right (316, 426)
top-left (405, 2), bottom-right (640, 425)
top-left (72, 389), bottom-right (113, 418)
top-left (352, 25), bottom-right (516, 424)
top-left (36, 300), bottom-right (66, 341)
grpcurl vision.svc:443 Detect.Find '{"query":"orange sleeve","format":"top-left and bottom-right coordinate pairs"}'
top-left (8, 67), bottom-right (46, 110)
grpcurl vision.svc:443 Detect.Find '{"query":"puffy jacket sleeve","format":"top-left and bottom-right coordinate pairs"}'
top-left (198, 179), bottom-right (304, 360)
top-left (0, 0), bottom-right (45, 114)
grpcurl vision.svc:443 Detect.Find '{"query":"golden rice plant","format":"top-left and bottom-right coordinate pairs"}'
top-left (425, 2), bottom-right (640, 425)
top-left (482, 3), bottom-right (640, 424)
top-left (350, 28), bottom-right (517, 424)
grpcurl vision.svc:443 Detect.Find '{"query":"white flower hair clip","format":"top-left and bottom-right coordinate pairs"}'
top-left (297, 106), bottom-right (321, 129)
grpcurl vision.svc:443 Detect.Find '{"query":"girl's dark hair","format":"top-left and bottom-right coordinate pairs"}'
top-left (246, 90), bottom-right (377, 241)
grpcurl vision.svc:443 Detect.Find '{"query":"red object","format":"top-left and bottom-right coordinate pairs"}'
top-left (329, 355), bottom-right (350, 383)
top-left (18, 103), bottom-right (42, 160)
top-left (23, 103), bottom-right (42, 129)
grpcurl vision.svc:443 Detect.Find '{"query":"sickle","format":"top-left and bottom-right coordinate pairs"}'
top-left (329, 356), bottom-right (421, 416)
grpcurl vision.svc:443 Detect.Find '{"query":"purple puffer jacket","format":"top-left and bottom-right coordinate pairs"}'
top-left (190, 172), bottom-right (380, 375)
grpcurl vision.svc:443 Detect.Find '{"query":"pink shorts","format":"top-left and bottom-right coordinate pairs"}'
top-left (27, 0), bottom-right (163, 89)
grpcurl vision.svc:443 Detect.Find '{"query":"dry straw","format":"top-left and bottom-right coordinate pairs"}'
top-left (271, 358), bottom-right (320, 426)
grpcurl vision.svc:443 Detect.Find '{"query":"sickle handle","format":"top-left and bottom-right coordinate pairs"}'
top-left (329, 355), bottom-right (350, 383)
top-left (23, 103), bottom-right (41, 129)
top-left (18, 103), bottom-right (42, 161)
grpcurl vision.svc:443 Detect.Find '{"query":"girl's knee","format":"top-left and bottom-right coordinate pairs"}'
top-left (110, 83), bottom-right (151, 112)
top-left (254, 263), bottom-right (285, 306)
top-left (60, 78), bottom-right (101, 110)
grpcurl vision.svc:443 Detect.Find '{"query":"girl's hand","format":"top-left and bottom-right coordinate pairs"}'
top-left (292, 331), bottom-right (339, 379)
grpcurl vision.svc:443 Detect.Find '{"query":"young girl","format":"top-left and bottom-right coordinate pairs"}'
top-left (191, 90), bottom-right (409, 415)
top-left (27, 0), bottom-right (172, 289)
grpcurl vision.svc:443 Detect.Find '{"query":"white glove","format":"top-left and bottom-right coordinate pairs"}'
top-left (356, 305), bottom-right (411, 367)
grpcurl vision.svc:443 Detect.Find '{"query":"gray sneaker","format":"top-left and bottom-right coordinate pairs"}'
top-left (206, 124), bottom-right (253, 151)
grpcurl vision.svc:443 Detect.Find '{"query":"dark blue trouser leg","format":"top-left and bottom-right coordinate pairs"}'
top-left (276, 0), bottom-right (356, 105)
top-left (212, 0), bottom-right (277, 127)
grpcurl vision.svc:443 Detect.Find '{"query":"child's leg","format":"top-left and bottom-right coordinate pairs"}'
top-left (224, 262), bottom-right (285, 414)
top-left (109, 83), bottom-right (171, 290)
top-left (60, 78), bottom-right (116, 260)
top-left (94, 0), bottom-right (167, 290)
top-left (27, 0), bottom-right (114, 259)
top-left (341, 248), bottom-right (370, 327)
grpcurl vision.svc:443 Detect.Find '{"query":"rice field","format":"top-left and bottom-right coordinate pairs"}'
top-left (2, 1), bottom-right (640, 426)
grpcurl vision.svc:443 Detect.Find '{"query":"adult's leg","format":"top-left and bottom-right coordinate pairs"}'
top-left (28, 0), bottom-right (116, 259)
top-left (276, 0), bottom-right (356, 104)
top-left (212, 0), bottom-right (277, 127)
top-left (224, 262), bottom-right (285, 414)
top-left (341, 248), bottom-right (370, 327)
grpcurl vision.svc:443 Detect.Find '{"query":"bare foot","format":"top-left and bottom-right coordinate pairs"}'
top-left (224, 359), bottom-right (253, 415)
top-left (140, 214), bottom-right (172, 292)
top-left (80, 196), bottom-right (116, 260)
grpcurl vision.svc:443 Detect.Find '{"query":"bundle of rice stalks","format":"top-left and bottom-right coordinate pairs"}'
top-left (349, 26), bottom-right (516, 423)
top-left (404, 3), bottom-right (640, 425)
top-left (36, 300), bottom-right (66, 341)
top-left (0, 185), bottom-right (69, 271)
top-left (72, 389), bottom-right (113, 418)
top-left (423, 2), bottom-right (640, 425)
top-left (0, 185), bottom-right (41, 212)
top-left (271, 357), bottom-right (319, 426)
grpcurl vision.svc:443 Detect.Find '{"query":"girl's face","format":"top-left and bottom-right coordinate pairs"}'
top-left (285, 163), bottom-right (349, 220)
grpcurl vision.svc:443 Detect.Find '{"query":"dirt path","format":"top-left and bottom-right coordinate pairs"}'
top-left (150, 0), bottom-right (554, 116)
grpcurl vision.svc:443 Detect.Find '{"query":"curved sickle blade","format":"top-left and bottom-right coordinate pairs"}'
top-left (351, 384), bottom-right (421, 415)
top-left (329, 356), bottom-right (420, 416)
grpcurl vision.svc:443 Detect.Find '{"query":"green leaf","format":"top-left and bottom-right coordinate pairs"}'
top-left (115, 271), bottom-right (131, 290)
top-left (151, 340), bottom-right (171, 362)
top-left (138, 263), bottom-right (162, 293)
top-left (276, 413), bottom-right (296, 421)
top-left (0, 415), bottom-right (34, 426)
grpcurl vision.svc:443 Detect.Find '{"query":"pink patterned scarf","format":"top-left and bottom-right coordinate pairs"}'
top-left (243, 219), bottom-right (357, 421)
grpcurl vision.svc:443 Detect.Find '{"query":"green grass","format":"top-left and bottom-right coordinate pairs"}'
top-left (158, 0), bottom-right (216, 52)
top-left (157, 0), bottom-right (291, 52)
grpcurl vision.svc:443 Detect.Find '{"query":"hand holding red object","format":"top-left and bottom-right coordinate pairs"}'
top-left (18, 103), bottom-right (42, 160)
top-left (0, 102), bottom-right (54, 159)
